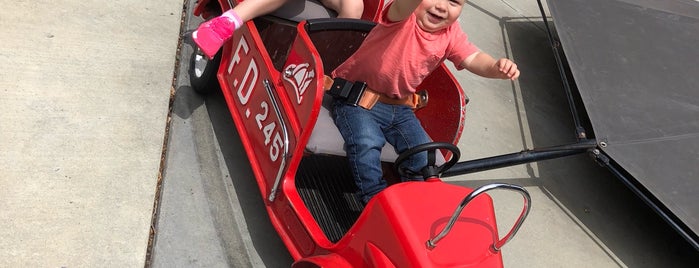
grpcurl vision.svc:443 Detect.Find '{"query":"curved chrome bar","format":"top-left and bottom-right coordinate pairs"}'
top-left (263, 80), bottom-right (290, 202)
top-left (426, 183), bottom-right (531, 251)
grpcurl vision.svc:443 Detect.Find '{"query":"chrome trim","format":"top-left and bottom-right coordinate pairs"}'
top-left (426, 183), bottom-right (531, 251)
top-left (263, 80), bottom-right (290, 202)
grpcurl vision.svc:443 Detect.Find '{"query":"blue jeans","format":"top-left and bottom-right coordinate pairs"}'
top-left (332, 100), bottom-right (431, 204)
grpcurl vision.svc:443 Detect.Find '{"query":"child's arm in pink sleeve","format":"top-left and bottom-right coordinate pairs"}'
top-left (460, 52), bottom-right (520, 80)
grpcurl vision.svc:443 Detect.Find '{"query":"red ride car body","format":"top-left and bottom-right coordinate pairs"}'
top-left (191, 0), bottom-right (522, 266)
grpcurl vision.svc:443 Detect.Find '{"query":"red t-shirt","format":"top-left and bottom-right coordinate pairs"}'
top-left (332, 4), bottom-right (479, 99)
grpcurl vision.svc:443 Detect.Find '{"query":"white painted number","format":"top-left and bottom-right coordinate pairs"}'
top-left (229, 35), bottom-right (284, 163)
top-left (255, 102), bottom-right (269, 128)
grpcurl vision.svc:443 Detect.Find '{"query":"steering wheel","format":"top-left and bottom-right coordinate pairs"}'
top-left (394, 142), bottom-right (460, 180)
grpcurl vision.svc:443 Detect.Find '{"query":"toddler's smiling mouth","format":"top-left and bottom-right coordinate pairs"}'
top-left (427, 12), bottom-right (444, 23)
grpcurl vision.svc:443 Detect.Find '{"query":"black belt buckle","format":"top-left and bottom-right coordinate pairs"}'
top-left (345, 81), bottom-right (366, 106)
top-left (328, 78), bottom-right (367, 107)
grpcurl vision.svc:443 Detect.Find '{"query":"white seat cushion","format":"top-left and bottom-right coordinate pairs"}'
top-left (306, 97), bottom-right (400, 162)
top-left (306, 96), bottom-right (447, 166)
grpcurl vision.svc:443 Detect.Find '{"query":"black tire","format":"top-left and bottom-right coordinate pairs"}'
top-left (189, 46), bottom-right (222, 94)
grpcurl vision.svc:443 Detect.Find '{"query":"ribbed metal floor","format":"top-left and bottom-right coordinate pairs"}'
top-left (295, 154), bottom-right (364, 242)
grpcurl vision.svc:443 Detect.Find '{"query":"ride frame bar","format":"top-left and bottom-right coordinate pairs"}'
top-left (442, 139), bottom-right (597, 177)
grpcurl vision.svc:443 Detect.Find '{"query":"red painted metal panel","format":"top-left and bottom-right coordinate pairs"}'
top-left (280, 23), bottom-right (325, 139)
top-left (217, 24), bottom-right (298, 204)
top-left (415, 65), bottom-right (468, 160)
top-left (333, 182), bottom-right (503, 267)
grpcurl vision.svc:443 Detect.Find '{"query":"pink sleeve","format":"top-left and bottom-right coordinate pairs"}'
top-left (447, 25), bottom-right (479, 70)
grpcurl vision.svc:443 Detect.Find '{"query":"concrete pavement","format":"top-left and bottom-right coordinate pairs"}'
top-left (2, 0), bottom-right (698, 267)
top-left (148, 2), bottom-right (290, 265)
top-left (1, 1), bottom-right (181, 266)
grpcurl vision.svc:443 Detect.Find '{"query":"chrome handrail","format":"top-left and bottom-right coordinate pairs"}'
top-left (263, 80), bottom-right (290, 202)
top-left (426, 183), bottom-right (531, 251)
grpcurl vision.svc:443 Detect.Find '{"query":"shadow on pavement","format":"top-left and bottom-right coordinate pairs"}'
top-left (203, 88), bottom-right (294, 266)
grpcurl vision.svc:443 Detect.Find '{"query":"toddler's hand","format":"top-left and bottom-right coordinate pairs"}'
top-left (495, 58), bottom-right (520, 80)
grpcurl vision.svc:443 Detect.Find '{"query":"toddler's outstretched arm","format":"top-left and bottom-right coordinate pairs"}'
top-left (461, 52), bottom-right (520, 80)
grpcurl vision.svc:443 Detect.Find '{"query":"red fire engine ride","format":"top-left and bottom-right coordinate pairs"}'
top-left (188, 0), bottom-right (532, 266)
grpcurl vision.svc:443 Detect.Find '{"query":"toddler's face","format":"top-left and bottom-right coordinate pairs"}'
top-left (415, 0), bottom-right (465, 32)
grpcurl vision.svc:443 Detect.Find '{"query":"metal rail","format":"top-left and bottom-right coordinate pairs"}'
top-left (535, 0), bottom-right (588, 140)
top-left (426, 183), bottom-right (531, 251)
top-left (443, 139), bottom-right (597, 177)
top-left (264, 80), bottom-right (291, 202)
top-left (591, 150), bottom-right (699, 250)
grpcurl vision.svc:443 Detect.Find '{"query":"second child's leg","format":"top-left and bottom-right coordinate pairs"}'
top-left (319, 0), bottom-right (364, 18)
top-left (193, 0), bottom-right (290, 58)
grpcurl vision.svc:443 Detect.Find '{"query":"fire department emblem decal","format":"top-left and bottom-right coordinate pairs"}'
top-left (283, 63), bottom-right (315, 104)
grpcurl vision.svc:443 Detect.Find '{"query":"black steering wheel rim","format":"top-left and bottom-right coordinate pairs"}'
top-left (394, 142), bottom-right (460, 180)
